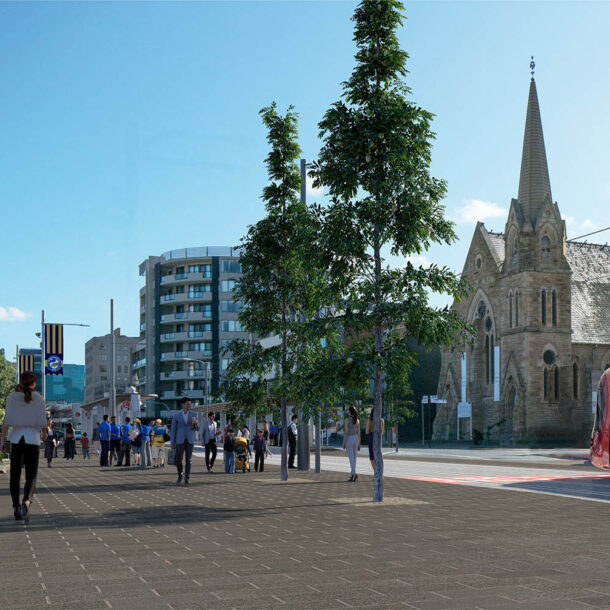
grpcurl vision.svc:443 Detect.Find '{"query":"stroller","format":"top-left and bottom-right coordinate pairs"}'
top-left (234, 436), bottom-right (250, 473)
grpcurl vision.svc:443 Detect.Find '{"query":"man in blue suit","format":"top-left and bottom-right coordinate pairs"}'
top-left (170, 397), bottom-right (199, 485)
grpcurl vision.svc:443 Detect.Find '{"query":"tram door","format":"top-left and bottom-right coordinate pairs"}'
top-left (591, 369), bottom-right (610, 469)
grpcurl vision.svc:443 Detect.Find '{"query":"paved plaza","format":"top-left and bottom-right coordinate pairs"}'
top-left (3, 451), bottom-right (610, 609)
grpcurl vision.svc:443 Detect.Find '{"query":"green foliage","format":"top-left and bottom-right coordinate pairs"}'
top-left (0, 348), bottom-right (17, 422)
top-left (219, 103), bottom-right (341, 479)
top-left (312, 0), bottom-right (469, 501)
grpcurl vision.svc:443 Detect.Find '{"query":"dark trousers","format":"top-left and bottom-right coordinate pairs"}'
top-left (205, 441), bottom-right (217, 470)
top-left (100, 440), bottom-right (110, 466)
top-left (254, 450), bottom-right (265, 472)
top-left (64, 438), bottom-right (76, 459)
top-left (288, 435), bottom-right (296, 467)
top-left (10, 438), bottom-right (40, 507)
top-left (44, 440), bottom-right (55, 464)
top-left (109, 439), bottom-right (121, 464)
top-left (175, 442), bottom-right (194, 479)
top-left (117, 441), bottom-right (131, 466)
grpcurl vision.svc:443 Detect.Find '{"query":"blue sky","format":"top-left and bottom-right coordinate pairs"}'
top-left (2, 1), bottom-right (609, 365)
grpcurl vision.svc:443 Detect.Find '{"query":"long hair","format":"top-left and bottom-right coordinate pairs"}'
top-left (348, 406), bottom-right (358, 425)
top-left (15, 371), bottom-right (37, 404)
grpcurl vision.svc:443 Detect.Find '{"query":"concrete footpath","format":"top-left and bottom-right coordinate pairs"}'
top-left (3, 455), bottom-right (610, 609)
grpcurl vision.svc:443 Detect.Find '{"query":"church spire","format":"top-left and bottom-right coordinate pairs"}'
top-left (517, 59), bottom-right (552, 225)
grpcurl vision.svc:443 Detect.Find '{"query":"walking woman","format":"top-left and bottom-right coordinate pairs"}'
top-left (64, 423), bottom-right (76, 459)
top-left (43, 417), bottom-right (58, 467)
top-left (343, 406), bottom-right (360, 482)
top-left (366, 410), bottom-right (385, 473)
top-left (0, 372), bottom-right (47, 521)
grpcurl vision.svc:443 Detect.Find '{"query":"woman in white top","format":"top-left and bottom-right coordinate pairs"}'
top-left (1, 372), bottom-right (47, 521)
top-left (343, 406), bottom-right (361, 482)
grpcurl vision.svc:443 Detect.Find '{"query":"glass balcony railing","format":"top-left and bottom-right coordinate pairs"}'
top-left (175, 351), bottom-right (188, 358)
top-left (163, 294), bottom-right (176, 301)
top-left (175, 313), bottom-right (187, 319)
top-left (163, 333), bottom-right (175, 339)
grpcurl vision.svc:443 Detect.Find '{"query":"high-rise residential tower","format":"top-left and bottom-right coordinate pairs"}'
top-left (134, 246), bottom-right (248, 415)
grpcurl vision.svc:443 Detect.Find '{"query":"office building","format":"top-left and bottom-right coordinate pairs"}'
top-left (84, 328), bottom-right (139, 403)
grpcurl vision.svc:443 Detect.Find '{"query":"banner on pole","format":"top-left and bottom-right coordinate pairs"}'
top-left (18, 354), bottom-right (35, 376)
top-left (44, 323), bottom-right (64, 375)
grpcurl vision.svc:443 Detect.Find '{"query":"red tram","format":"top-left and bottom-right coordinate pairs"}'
top-left (590, 368), bottom-right (610, 469)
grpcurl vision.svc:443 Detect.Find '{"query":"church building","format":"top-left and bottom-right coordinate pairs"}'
top-left (433, 72), bottom-right (610, 444)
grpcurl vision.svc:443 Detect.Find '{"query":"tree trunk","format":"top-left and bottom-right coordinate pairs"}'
top-left (373, 229), bottom-right (384, 502)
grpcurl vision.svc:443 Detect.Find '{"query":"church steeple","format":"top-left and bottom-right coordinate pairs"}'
top-left (517, 61), bottom-right (552, 226)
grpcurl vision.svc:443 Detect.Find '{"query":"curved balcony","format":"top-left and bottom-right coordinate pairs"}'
top-left (160, 312), bottom-right (211, 324)
top-left (160, 272), bottom-right (213, 286)
top-left (160, 370), bottom-right (207, 381)
top-left (161, 389), bottom-right (206, 400)
top-left (160, 350), bottom-right (212, 363)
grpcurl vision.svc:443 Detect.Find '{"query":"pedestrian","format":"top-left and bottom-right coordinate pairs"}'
top-left (151, 418), bottom-right (167, 468)
top-left (64, 423), bottom-right (76, 459)
top-left (242, 425), bottom-right (252, 456)
top-left (343, 406), bottom-right (360, 482)
top-left (109, 415), bottom-right (121, 465)
top-left (202, 411), bottom-right (218, 473)
top-left (92, 423), bottom-right (101, 456)
top-left (262, 421), bottom-right (270, 446)
top-left (365, 411), bottom-right (385, 474)
top-left (139, 418), bottom-right (152, 468)
top-left (288, 414), bottom-right (298, 469)
top-left (98, 415), bottom-right (111, 466)
top-left (43, 417), bottom-right (58, 468)
top-left (81, 432), bottom-right (91, 459)
top-left (0, 371), bottom-right (47, 521)
top-left (223, 428), bottom-right (235, 474)
top-left (170, 397), bottom-right (199, 485)
top-left (130, 418), bottom-right (142, 466)
top-left (253, 429), bottom-right (267, 472)
top-left (116, 416), bottom-right (132, 466)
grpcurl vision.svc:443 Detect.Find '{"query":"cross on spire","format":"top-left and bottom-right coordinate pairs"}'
top-left (530, 56), bottom-right (535, 80)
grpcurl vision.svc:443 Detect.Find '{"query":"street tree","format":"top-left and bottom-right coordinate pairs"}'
top-left (312, 0), bottom-right (468, 501)
top-left (220, 103), bottom-right (335, 480)
top-left (0, 349), bottom-right (17, 423)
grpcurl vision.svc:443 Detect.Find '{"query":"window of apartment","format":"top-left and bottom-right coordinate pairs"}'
top-left (100, 355), bottom-right (107, 361)
top-left (189, 264), bottom-right (212, 277)
top-left (222, 260), bottom-right (242, 274)
top-left (99, 365), bottom-right (106, 373)
top-left (188, 284), bottom-right (211, 297)
top-left (189, 323), bottom-right (211, 336)
top-left (222, 300), bottom-right (243, 313)
top-left (222, 320), bottom-right (243, 332)
top-left (190, 342), bottom-right (212, 352)
top-left (221, 279), bottom-right (237, 292)
top-left (99, 344), bottom-right (107, 350)
top-left (188, 304), bottom-right (212, 315)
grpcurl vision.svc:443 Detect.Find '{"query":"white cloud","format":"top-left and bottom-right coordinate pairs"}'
top-left (562, 215), bottom-right (575, 226)
top-left (0, 306), bottom-right (31, 322)
top-left (406, 254), bottom-right (432, 268)
top-left (581, 219), bottom-right (598, 229)
top-left (305, 173), bottom-right (323, 199)
top-left (457, 199), bottom-right (508, 223)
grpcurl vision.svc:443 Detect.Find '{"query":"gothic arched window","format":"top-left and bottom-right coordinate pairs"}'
top-left (512, 240), bottom-right (519, 264)
top-left (484, 316), bottom-right (494, 385)
top-left (541, 289), bottom-right (547, 325)
top-left (508, 290), bottom-right (513, 329)
top-left (541, 235), bottom-right (551, 258)
top-left (543, 349), bottom-right (557, 399)
top-left (552, 289), bottom-right (558, 327)
top-left (515, 289), bottom-right (519, 326)
top-left (573, 362), bottom-right (579, 399)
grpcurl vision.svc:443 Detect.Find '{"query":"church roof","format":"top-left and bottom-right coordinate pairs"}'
top-left (566, 242), bottom-right (610, 344)
top-left (476, 231), bottom-right (610, 344)
top-left (518, 78), bottom-right (553, 226)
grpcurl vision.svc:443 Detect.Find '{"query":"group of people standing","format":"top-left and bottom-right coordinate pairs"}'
top-left (94, 414), bottom-right (169, 468)
top-left (343, 406), bottom-right (385, 481)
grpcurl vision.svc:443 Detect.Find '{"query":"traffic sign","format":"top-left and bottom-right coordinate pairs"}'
top-left (121, 400), bottom-right (130, 409)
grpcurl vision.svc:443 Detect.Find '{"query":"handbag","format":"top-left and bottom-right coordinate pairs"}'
top-left (167, 448), bottom-right (176, 465)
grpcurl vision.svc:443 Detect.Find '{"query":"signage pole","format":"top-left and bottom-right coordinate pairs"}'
top-left (110, 299), bottom-right (116, 420)
top-left (421, 397), bottom-right (426, 446)
top-left (41, 310), bottom-right (46, 401)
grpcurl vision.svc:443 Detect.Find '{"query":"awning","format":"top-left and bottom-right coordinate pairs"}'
top-left (78, 393), bottom-right (159, 413)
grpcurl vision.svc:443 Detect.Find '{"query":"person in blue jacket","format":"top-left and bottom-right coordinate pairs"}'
top-left (116, 417), bottom-right (132, 467)
top-left (140, 419), bottom-right (152, 468)
top-left (109, 415), bottom-right (121, 465)
top-left (97, 415), bottom-right (111, 467)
